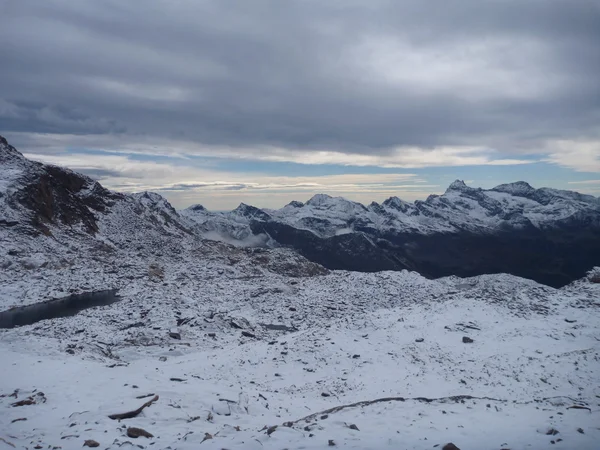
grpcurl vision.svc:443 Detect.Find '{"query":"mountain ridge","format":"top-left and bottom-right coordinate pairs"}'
top-left (2, 135), bottom-right (599, 286)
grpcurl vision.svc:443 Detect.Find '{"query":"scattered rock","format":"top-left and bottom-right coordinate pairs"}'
top-left (442, 444), bottom-right (461, 450)
top-left (83, 439), bottom-right (100, 447)
top-left (168, 329), bottom-right (181, 340)
top-left (11, 417), bottom-right (27, 423)
top-left (136, 393), bottom-right (155, 399)
top-left (266, 425), bottom-right (277, 435)
top-left (546, 428), bottom-right (559, 435)
top-left (328, 439), bottom-right (336, 446)
top-left (462, 336), bottom-right (474, 344)
top-left (11, 392), bottom-right (46, 407)
top-left (320, 414), bottom-right (329, 420)
top-left (577, 427), bottom-right (584, 434)
top-left (242, 331), bottom-right (256, 338)
top-left (158, 356), bottom-right (167, 362)
top-left (170, 377), bottom-right (186, 382)
top-left (207, 333), bottom-right (216, 338)
top-left (415, 338), bottom-right (424, 343)
top-left (564, 318), bottom-right (577, 323)
top-left (289, 307), bottom-right (297, 311)
top-left (352, 354), bottom-right (360, 359)
top-left (127, 427), bottom-right (154, 438)
top-left (321, 392), bottom-right (331, 397)
top-left (347, 424), bottom-right (359, 431)
top-left (230, 320), bottom-right (242, 329)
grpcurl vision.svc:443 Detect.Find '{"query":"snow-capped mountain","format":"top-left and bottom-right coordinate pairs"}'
top-left (0, 135), bottom-right (324, 280)
top-left (2, 134), bottom-right (599, 287)
top-left (182, 180), bottom-right (600, 287)
top-left (2, 135), bottom-right (600, 449)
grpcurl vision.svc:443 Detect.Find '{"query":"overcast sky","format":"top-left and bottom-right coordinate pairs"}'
top-left (1, 0), bottom-right (599, 209)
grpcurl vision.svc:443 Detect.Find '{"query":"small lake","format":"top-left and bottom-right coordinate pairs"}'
top-left (0, 290), bottom-right (121, 329)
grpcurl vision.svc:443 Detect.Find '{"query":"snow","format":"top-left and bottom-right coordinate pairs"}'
top-left (1, 258), bottom-right (600, 449)
top-left (0, 273), bottom-right (600, 449)
top-left (180, 179), bottom-right (600, 242)
top-left (2, 138), bottom-right (600, 449)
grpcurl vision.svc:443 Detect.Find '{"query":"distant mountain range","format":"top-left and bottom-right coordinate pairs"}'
top-left (2, 135), bottom-right (599, 287)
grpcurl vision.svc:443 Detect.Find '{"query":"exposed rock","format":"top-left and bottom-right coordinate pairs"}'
top-left (442, 443), bottom-right (461, 450)
top-left (83, 439), bottom-right (100, 447)
top-left (127, 427), bottom-right (154, 438)
top-left (415, 338), bottom-right (424, 343)
top-left (462, 336), bottom-right (474, 344)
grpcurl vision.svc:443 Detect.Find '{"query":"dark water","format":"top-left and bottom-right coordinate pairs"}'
top-left (0, 290), bottom-right (121, 329)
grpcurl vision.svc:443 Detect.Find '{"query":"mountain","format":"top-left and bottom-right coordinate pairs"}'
top-left (2, 135), bottom-right (600, 449)
top-left (183, 180), bottom-right (600, 287)
top-left (2, 134), bottom-right (599, 287)
top-left (0, 135), bottom-right (325, 279)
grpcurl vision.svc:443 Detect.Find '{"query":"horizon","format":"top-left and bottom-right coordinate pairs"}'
top-left (1, 1), bottom-right (599, 209)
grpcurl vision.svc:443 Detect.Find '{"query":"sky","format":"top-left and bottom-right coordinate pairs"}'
top-left (1, 0), bottom-right (599, 210)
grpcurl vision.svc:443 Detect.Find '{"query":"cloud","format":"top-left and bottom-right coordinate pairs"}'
top-left (15, 132), bottom-right (534, 169)
top-left (543, 140), bottom-right (600, 172)
top-left (23, 150), bottom-right (442, 208)
top-left (568, 180), bottom-right (600, 185)
top-left (0, 0), bottom-right (598, 168)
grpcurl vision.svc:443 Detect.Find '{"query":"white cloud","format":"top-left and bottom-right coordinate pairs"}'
top-left (22, 150), bottom-right (444, 209)
top-left (568, 180), bottom-right (600, 185)
top-left (13, 132), bottom-right (534, 169)
top-left (543, 140), bottom-right (600, 173)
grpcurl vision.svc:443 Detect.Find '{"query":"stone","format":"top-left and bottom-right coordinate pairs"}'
top-left (442, 444), bottom-right (461, 450)
top-left (83, 440), bottom-right (100, 447)
top-left (462, 336), bottom-right (474, 343)
top-left (127, 427), bottom-right (154, 438)
top-left (415, 338), bottom-right (424, 343)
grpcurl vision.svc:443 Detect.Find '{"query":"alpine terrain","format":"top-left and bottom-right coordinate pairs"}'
top-left (1, 135), bottom-right (599, 450)
top-left (182, 181), bottom-right (600, 288)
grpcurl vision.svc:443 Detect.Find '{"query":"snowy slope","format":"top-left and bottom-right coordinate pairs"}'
top-left (1, 268), bottom-right (599, 450)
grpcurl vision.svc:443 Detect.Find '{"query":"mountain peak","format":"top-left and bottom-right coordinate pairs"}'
top-left (0, 135), bottom-right (26, 165)
top-left (306, 194), bottom-right (333, 206)
top-left (446, 180), bottom-right (471, 193)
top-left (233, 203), bottom-right (271, 221)
top-left (492, 181), bottom-right (536, 196)
top-left (285, 200), bottom-right (305, 208)
top-left (186, 204), bottom-right (206, 212)
top-left (382, 196), bottom-right (412, 212)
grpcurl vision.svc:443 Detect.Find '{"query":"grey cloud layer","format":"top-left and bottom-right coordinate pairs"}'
top-left (1, 0), bottom-right (599, 154)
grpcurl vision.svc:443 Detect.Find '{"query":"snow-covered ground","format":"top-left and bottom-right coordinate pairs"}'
top-left (1, 264), bottom-right (599, 449)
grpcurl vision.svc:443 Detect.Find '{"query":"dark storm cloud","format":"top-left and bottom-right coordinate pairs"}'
top-left (0, 0), bottom-right (598, 154)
